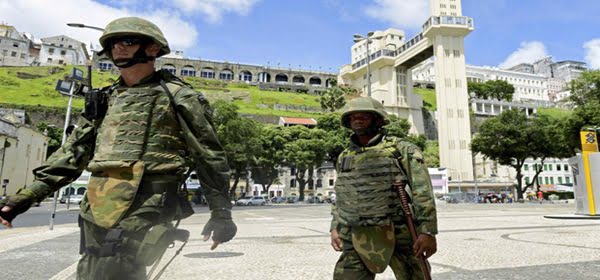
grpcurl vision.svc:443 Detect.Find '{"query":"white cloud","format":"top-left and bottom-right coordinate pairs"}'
top-left (172, 0), bottom-right (261, 23)
top-left (0, 0), bottom-right (197, 53)
top-left (365, 0), bottom-right (429, 30)
top-left (499, 41), bottom-right (548, 69)
top-left (584, 39), bottom-right (600, 69)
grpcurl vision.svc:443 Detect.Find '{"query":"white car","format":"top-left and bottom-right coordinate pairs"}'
top-left (60, 194), bottom-right (84, 205)
top-left (235, 196), bottom-right (267, 206)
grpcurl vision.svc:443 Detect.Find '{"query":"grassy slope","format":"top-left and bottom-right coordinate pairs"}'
top-left (414, 87), bottom-right (436, 110)
top-left (0, 66), bottom-right (324, 119)
top-left (537, 107), bottom-right (572, 119)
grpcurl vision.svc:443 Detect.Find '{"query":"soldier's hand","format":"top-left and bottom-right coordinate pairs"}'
top-left (0, 205), bottom-right (14, 228)
top-left (0, 189), bottom-right (36, 228)
top-left (330, 229), bottom-right (342, 251)
top-left (413, 233), bottom-right (437, 258)
top-left (201, 209), bottom-right (237, 250)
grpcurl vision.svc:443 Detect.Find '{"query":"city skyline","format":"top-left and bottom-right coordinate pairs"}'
top-left (1, 0), bottom-right (599, 72)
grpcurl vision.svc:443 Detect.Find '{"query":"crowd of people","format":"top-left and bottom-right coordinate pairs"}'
top-left (476, 192), bottom-right (514, 203)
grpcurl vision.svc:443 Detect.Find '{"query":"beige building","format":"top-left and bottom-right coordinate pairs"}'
top-left (339, 0), bottom-right (475, 182)
top-left (39, 35), bottom-right (89, 66)
top-left (0, 110), bottom-right (48, 195)
top-left (0, 24), bottom-right (34, 66)
top-left (93, 53), bottom-right (336, 94)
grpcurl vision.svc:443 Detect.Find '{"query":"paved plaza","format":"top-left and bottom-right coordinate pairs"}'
top-left (0, 202), bottom-right (599, 279)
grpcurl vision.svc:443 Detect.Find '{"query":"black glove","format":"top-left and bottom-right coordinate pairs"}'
top-left (201, 209), bottom-right (237, 243)
top-left (0, 189), bottom-right (36, 224)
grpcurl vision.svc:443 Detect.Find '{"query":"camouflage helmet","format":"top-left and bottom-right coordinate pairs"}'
top-left (99, 17), bottom-right (170, 57)
top-left (340, 97), bottom-right (389, 128)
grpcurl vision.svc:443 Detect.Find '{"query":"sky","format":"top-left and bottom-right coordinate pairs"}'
top-left (1, 0), bottom-right (600, 72)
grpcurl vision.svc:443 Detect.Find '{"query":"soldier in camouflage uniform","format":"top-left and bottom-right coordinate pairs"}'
top-left (330, 97), bottom-right (437, 280)
top-left (0, 17), bottom-right (236, 279)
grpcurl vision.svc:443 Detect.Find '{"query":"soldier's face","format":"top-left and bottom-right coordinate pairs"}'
top-left (349, 112), bottom-right (373, 135)
top-left (110, 37), bottom-right (142, 59)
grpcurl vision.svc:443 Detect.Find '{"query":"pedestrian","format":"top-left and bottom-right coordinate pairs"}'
top-left (330, 97), bottom-right (437, 279)
top-left (508, 193), bottom-right (514, 203)
top-left (537, 190), bottom-right (544, 204)
top-left (0, 17), bottom-right (237, 279)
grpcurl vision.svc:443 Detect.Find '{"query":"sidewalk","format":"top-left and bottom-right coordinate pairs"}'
top-left (1, 203), bottom-right (600, 280)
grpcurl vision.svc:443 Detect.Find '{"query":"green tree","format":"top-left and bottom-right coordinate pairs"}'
top-left (316, 112), bottom-right (350, 164)
top-left (212, 101), bottom-right (263, 198)
top-left (319, 87), bottom-right (346, 112)
top-left (468, 80), bottom-right (515, 101)
top-left (251, 125), bottom-right (287, 196)
top-left (36, 122), bottom-right (62, 158)
top-left (385, 114), bottom-right (411, 139)
top-left (424, 140), bottom-right (440, 168)
top-left (280, 125), bottom-right (328, 201)
top-left (563, 71), bottom-right (600, 152)
top-left (471, 109), bottom-right (569, 199)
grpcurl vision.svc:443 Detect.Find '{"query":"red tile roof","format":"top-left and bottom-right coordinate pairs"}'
top-left (280, 117), bottom-right (317, 126)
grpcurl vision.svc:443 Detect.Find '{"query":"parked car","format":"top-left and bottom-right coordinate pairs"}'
top-left (270, 196), bottom-right (285, 204)
top-left (235, 196), bottom-right (267, 206)
top-left (60, 194), bottom-right (84, 205)
top-left (285, 196), bottom-right (298, 204)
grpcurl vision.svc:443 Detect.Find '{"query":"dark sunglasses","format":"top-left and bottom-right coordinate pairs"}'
top-left (110, 37), bottom-right (145, 48)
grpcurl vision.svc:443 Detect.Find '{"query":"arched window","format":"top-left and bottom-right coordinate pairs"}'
top-left (309, 77), bottom-right (322, 86)
top-left (258, 72), bottom-right (271, 82)
top-left (239, 70), bottom-right (252, 82)
top-left (290, 179), bottom-right (296, 188)
top-left (181, 65), bottom-right (196, 77)
top-left (201, 67), bottom-right (215, 79)
top-left (219, 69), bottom-right (234, 80)
top-left (275, 74), bottom-right (288, 83)
top-left (292, 75), bottom-right (305, 84)
top-left (161, 64), bottom-right (176, 75)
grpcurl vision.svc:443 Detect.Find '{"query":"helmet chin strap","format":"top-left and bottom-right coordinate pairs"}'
top-left (111, 45), bottom-right (156, 68)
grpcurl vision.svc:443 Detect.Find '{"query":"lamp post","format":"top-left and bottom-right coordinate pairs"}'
top-left (353, 32), bottom-right (383, 97)
top-left (440, 167), bottom-right (462, 194)
top-left (66, 23), bottom-right (104, 32)
top-left (49, 67), bottom-right (86, 230)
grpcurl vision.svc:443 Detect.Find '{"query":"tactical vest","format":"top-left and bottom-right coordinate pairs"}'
top-left (87, 81), bottom-right (188, 174)
top-left (335, 137), bottom-right (406, 227)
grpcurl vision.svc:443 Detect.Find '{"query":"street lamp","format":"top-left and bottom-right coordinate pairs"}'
top-left (353, 32), bottom-right (383, 97)
top-left (440, 167), bottom-right (462, 194)
top-left (66, 23), bottom-right (104, 31)
top-left (49, 68), bottom-right (86, 230)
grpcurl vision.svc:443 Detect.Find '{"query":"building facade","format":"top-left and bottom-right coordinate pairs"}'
top-left (0, 111), bottom-right (48, 195)
top-left (93, 53), bottom-right (337, 94)
top-left (39, 35), bottom-right (89, 66)
top-left (0, 24), bottom-right (33, 66)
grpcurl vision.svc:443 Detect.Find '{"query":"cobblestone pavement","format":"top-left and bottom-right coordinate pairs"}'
top-left (0, 202), bottom-right (599, 280)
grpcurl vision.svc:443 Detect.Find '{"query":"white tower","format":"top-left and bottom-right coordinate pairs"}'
top-left (424, 0), bottom-right (474, 181)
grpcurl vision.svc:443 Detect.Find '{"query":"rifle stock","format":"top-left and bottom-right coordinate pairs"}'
top-left (394, 182), bottom-right (432, 280)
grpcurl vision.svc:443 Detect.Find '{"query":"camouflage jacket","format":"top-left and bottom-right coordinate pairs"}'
top-left (26, 70), bottom-right (231, 211)
top-left (331, 131), bottom-right (438, 236)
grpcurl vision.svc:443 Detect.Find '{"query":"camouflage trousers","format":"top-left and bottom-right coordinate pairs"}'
top-left (77, 189), bottom-right (177, 280)
top-left (333, 224), bottom-right (426, 280)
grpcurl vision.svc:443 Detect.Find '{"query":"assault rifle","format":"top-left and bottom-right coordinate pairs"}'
top-left (394, 181), bottom-right (432, 280)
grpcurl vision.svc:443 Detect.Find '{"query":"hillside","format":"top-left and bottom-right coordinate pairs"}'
top-left (0, 66), bottom-right (324, 120)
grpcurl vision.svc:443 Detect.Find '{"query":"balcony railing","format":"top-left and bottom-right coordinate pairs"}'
top-left (349, 15), bottom-right (474, 72)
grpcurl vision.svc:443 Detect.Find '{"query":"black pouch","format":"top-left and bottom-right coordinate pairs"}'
top-left (175, 192), bottom-right (194, 220)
